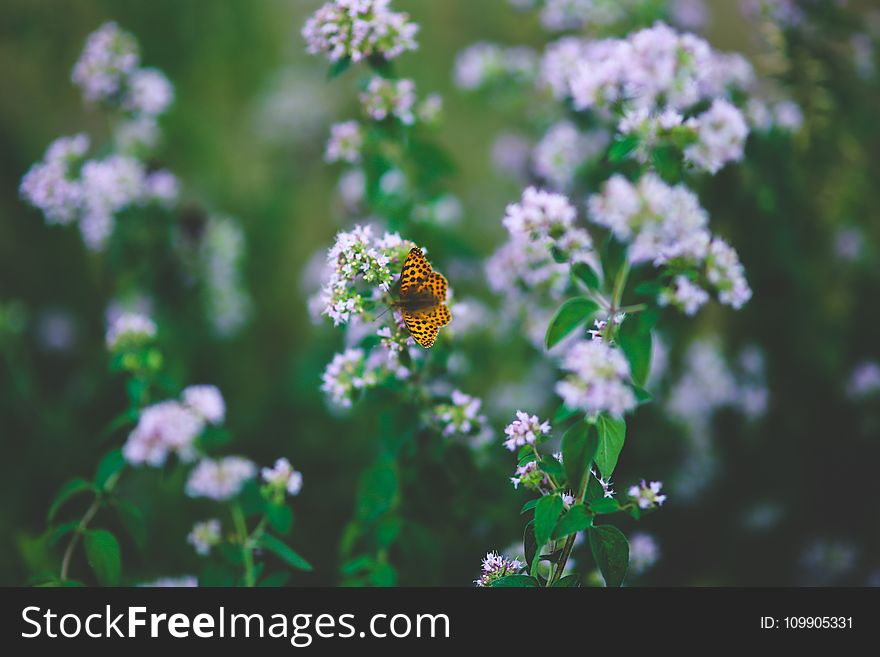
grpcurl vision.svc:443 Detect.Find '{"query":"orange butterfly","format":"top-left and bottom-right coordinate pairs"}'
top-left (392, 247), bottom-right (451, 348)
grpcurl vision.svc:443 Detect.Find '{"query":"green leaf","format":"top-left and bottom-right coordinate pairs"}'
top-left (267, 504), bottom-right (293, 535)
top-left (588, 498), bottom-right (621, 514)
top-left (595, 414), bottom-right (626, 478)
top-left (47, 478), bottom-right (95, 523)
top-left (618, 317), bottom-right (652, 386)
top-left (94, 449), bottom-right (125, 490)
top-left (200, 562), bottom-right (236, 587)
top-left (554, 503), bottom-right (593, 539)
top-left (113, 500), bottom-right (147, 551)
top-left (356, 461), bottom-right (398, 523)
top-left (47, 521), bottom-right (80, 547)
top-left (523, 521), bottom-right (537, 569)
top-left (520, 499), bottom-right (539, 515)
top-left (608, 134), bottom-right (639, 162)
top-left (534, 495), bottom-right (564, 549)
top-left (561, 421), bottom-right (598, 494)
top-left (552, 574), bottom-right (581, 587)
top-left (84, 529), bottom-right (121, 586)
top-left (239, 479), bottom-right (267, 517)
top-left (340, 555), bottom-right (373, 576)
top-left (545, 298), bottom-right (599, 350)
top-left (258, 571), bottom-right (291, 587)
top-left (369, 561), bottom-right (397, 587)
top-left (633, 386), bottom-right (653, 404)
top-left (571, 262), bottom-right (601, 291)
top-left (588, 525), bottom-right (629, 588)
top-left (327, 56), bottom-right (352, 79)
top-left (539, 456), bottom-right (565, 482)
top-left (375, 516), bottom-right (401, 548)
top-left (553, 404), bottom-right (582, 424)
top-left (491, 575), bottom-right (540, 587)
top-left (258, 533), bottom-right (313, 572)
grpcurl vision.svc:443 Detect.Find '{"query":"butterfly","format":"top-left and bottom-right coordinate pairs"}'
top-left (392, 247), bottom-right (451, 348)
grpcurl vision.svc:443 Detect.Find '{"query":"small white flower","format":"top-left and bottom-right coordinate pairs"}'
top-left (123, 401), bottom-right (205, 467)
top-left (105, 312), bottom-right (156, 349)
top-left (474, 551), bottom-right (524, 587)
top-left (185, 456), bottom-right (257, 501)
top-left (261, 457), bottom-right (304, 496)
top-left (503, 411), bottom-right (551, 451)
top-left (187, 519), bottom-right (221, 556)
top-left (628, 479), bottom-right (667, 509)
top-left (182, 385), bottom-right (226, 425)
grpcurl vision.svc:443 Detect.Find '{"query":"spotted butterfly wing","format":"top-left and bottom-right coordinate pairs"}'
top-left (396, 248), bottom-right (452, 348)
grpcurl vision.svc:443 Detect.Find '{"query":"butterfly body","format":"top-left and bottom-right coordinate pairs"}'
top-left (392, 247), bottom-right (451, 348)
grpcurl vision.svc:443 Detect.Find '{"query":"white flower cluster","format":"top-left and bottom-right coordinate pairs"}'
top-left (562, 24), bottom-right (753, 113)
top-left (122, 385), bottom-right (225, 466)
top-left (302, 0), bottom-right (418, 63)
top-left (474, 551), bottom-right (525, 587)
top-left (531, 121), bottom-right (609, 190)
top-left (325, 121), bottom-right (364, 164)
top-left (72, 22), bottom-right (174, 153)
top-left (628, 479), bottom-right (667, 509)
top-left (261, 457), bottom-right (304, 496)
top-left (187, 519), bottom-right (221, 556)
top-left (105, 311), bottom-right (156, 350)
top-left (503, 411), bottom-right (551, 451)
top-left (587, 173), bottom-right (752, 311)
top-left (433, 390), bottom-right (489, 440)
top-left (487, 188), bottom-right (595, 301)
top-left (538, 0), bottom-right (627, 33)
top-left (555, 340), bottom-right (636, 416)
top-left (20, 135), bottom-right (179, 250)
top-left (684, 99), bottom-right (750, 173)
top-left (319, 225), bottom-right (415, 325)
top-left (185, 456), bottom-right (257, 501)
top-left (360, 77), bottom-right (417, 124)
top-left (453, 42), bottom-right (538, 91)
top-left (199, 215), bottom-right (253, 338)
top-left (321, 344), bottom-right (412, 409)
top-left (71, 22), bottom-right (140, 103)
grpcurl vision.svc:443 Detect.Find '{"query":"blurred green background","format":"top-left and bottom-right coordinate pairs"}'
top-left (1, 0), bottom-right (879, 586)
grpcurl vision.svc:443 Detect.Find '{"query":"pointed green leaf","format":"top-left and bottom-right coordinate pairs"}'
top-left (491, 575), bottom-right (540, 587)
top-left (258, 533), bottom-right (313, 572)
top-left (327, 56), bottom-right (352, 79)
top-left (520, 499), bottom-right (540, 515)
top-left (553, 503), bottom-right (593, 539)
top-left (552, 574), bottom-right (581, 587)
top-left (84, 529), bottom-right (121, 586)
top-left (94, 449), bottom-right (125, 491)
top-left (47, 521), bottom-right (80, 547)
top-left (588, 498), bottom-right (621, 514)
top-left (595, 414), bottom-right (626, 478)
top-left (545, 298), bottom-right (599, 350)
top-left (618, 317), bottom-right (652, 386)
top-left (267, 503), bottom-right (293, 535)
top-left (608, 134), bottom-right (639, 162)
top-left (588, 524), bottom-right (629, 588)
top-left (47, 478), bottom-right (95, 523)
top-left (571, 262), bottom-right (601, 291)
top-left (534, 495), bottom-right (564, 549)
top-left (561, 421), bottom-right (598, 494)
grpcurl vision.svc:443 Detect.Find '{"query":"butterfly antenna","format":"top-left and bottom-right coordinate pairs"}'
top-left (375, 306), bottom-right (391, 321)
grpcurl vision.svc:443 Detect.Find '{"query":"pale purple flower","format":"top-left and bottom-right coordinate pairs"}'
top-left (628, 480), bottom-right (667, 509)
top-left (185, 456), bottom-right (257, 501)
top-left (629, 532), bottom-right (660, 575)
top-left (474, 551), bottom-right (525, 587)
top-left (105, 311), bottom-right (156, 349)
top-left (261, 457), bottom-right (304, 496)
top-left (182, 385), bottom-right (226, 425)
top-left (503, 411), bottom-right (551, 451)
top-left (123, 401), bottom-right (205, 467)
top-left (325, 120), bottom-right (364, 164)
top-left (556, 340), bottom-right (636, 417)
top-left (187, 519), bottom-right (221, 556)
top-left (71, 22), bottom-right (140, 103)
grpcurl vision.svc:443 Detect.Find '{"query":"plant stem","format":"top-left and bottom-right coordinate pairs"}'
top-left (231, 503), bottom-right (256, 587)
top-left (60, 496), bottom-right (102, 582)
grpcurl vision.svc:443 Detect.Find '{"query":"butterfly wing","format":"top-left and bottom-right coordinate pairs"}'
top-left (397, 248), bottom-right (451, 348)
top-left (399, 248), bottom-right (433, 297)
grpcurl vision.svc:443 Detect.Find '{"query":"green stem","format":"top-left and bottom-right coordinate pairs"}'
top-left (60, 496), bottom-right (102, 582)
top-left (231, 503), bottom-right (256, 587)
